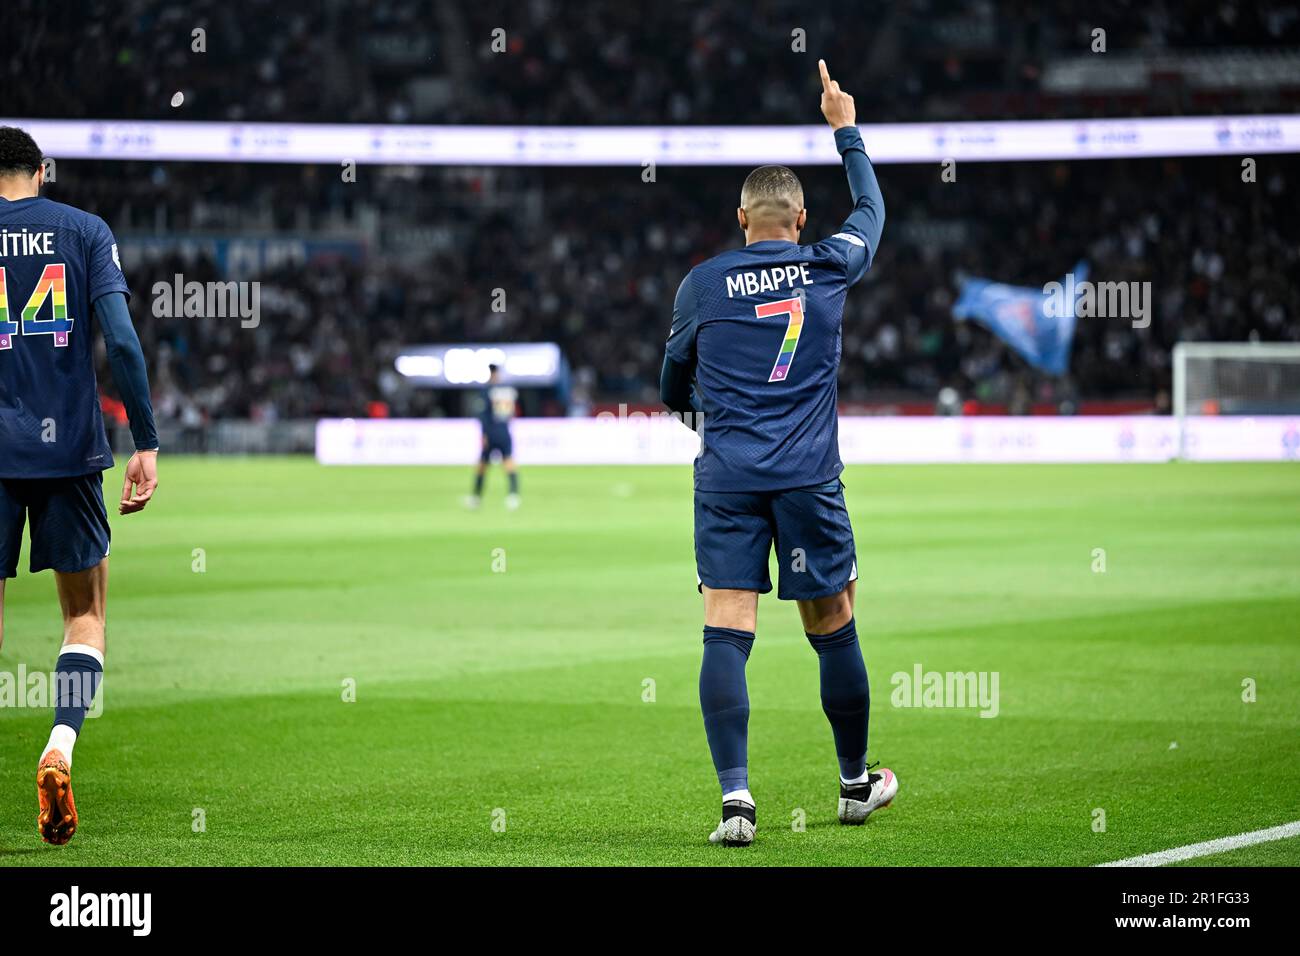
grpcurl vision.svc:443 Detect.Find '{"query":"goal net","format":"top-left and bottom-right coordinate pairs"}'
top-left (1173, 342), bottom-right (1300, 457)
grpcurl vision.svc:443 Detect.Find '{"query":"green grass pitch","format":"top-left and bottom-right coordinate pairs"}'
top-left (1, 458), bottom-right (1297, 866)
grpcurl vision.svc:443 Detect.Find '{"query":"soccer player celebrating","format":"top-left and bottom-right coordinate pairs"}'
top-left (466, 363), bottom-right (521, 510)
top-left (660, 62), bottom-right (895, 846)
top-left (0, 127), bottom-right (159, 845)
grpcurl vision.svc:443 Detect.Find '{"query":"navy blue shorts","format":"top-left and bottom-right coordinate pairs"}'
top-left (480, 428), bottom-right (513, 462)
top-left (0, 472), bottom-right (111, 578)
top-left (694, 478), bottom-right (857, 601)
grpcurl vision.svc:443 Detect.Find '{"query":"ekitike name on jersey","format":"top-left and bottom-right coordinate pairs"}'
top-left (49, 886), bottom-right (151, 936)
top-left (0, 227), bottom-right (56, 257)
top-left (725, 263), bottom-right (814, 298)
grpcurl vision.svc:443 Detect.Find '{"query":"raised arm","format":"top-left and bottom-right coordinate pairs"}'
top-left (819, 59), bottom-right (885, 279)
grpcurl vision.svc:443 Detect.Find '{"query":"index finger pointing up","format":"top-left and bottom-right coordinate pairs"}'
top-left (818, 58), bottom-right (832, 92)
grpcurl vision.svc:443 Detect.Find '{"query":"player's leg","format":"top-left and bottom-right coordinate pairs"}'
top-left (694, 489), bottom-right (773, 845)
top-left (702, 585), bottom-right (758, 787)
top-left (38, 560), bottom-right (108, 846)
top-left (27, 473), bottom-right (111, 846)
top-left (466, 439), bottom-right (489, 509)
top-left (501, 426), bottom-right (520, 509)
top-left (502, 456), bottom-right (520, 510)
top-left (776, 479), bottom-right (897, 824)
top-left (700, 587), bottom-right (759, 846)
top-left (798, 581), bottom-right (870, 780)
top-left (50, 559), bottom-right (109, 748)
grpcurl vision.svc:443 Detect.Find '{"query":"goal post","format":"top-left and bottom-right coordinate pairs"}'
top-left (1173, 342), bottom-right (1300, 458)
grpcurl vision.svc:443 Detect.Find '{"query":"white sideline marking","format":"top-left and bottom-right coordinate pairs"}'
top-left (1097, 820), bottom-right (1300, 867)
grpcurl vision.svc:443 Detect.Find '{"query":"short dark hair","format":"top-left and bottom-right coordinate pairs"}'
top-left (488, 363), bottom-right (501, 374)
top-left (0, 126), bottom-right (43, 178)
top-left (740, 165), bottom-right (804, 226)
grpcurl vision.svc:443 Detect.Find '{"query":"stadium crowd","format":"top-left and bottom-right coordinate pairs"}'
top-left (9, 0), bottom-right (1298, 423)
top-left (42, 153), bottom-right (1299, 422)
top-left (10, 0), bottom-right (1299, 125)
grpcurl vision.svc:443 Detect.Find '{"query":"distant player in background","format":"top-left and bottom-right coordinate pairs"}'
top-left (660, 62), bottom-right (895, 846)
top-left (466, 364), bottom-right (520, 510)
top-left (0, 126), bottom-right (159, 846)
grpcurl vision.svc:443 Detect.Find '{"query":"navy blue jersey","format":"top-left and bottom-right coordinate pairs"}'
top-left (478, 382), bottom-right (517, 444)
top-left (665, 127), bottom-right (885, 493)
top-left (0, 197), bottom-right (129, 478)
top-left (480, 384), bottom-right (517, 435)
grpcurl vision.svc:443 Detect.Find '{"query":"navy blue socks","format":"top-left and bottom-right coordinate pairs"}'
top-left (701, 619), bottom-right (868, 794)
top-left (52, 646), bottom-right (103, 735)
top-left (699, 626), bottom-right (754, 795)
top-left (806, 618), bottom-right (870, 780)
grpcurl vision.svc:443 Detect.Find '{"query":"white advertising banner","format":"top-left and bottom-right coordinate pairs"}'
top-left (316, 416), bottom-right (1300, 465)
top-left (7, 114), bottom-right (1297, 166)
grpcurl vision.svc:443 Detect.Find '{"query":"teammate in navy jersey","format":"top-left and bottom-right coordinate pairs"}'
top-left (661, 62), bottom-right (897, 845)
top-left (0, 127), bottom-right (159, 846)
top-left (466, 364), bottom-right (521, 510)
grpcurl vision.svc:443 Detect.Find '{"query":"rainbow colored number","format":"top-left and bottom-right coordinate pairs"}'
top-left (0, 268), bottom-right (15, 350)
top-left (758, 295), bottom-right (805, 383)
top-left (0, 263), bottom-right (73, 351)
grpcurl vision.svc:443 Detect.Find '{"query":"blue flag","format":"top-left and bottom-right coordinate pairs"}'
top-left (952, 261), bottom-right (1088, 376)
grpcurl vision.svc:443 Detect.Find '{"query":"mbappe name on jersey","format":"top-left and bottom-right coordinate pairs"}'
top-left (725, 264), bottom-right (814, 299)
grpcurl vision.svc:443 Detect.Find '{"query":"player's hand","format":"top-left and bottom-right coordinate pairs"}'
top-left (818, 59), bottom-right (856, 131)
top-left (119, 450), bottom-right (158, 515)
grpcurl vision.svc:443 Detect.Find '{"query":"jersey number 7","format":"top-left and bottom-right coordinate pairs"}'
top-left (757, 294), bottom-right (805, 383)
top-left (0, 264), bottom-right (74, 351)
